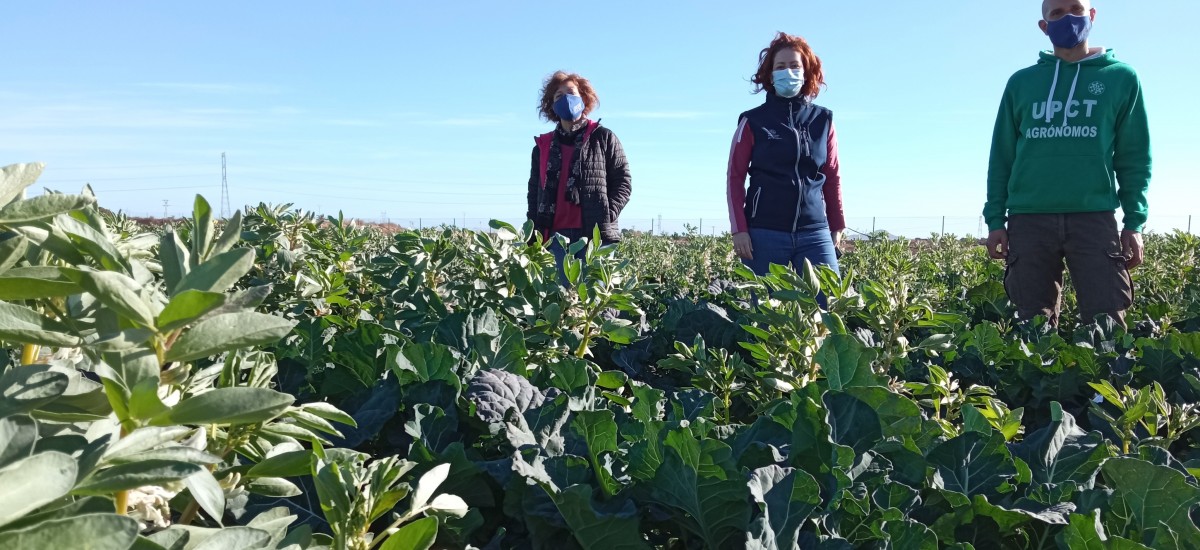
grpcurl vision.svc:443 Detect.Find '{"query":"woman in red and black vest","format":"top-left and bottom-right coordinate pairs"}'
top-left (727, 33), bottom-right (845, 279)
top-left (526, 71), bottom-right (632, 282)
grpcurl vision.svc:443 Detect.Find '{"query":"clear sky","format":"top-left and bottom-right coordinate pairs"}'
top-left (3, 1), bottom-right (1196, 235)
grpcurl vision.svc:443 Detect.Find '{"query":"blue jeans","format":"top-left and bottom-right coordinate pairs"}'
top-left (742, 227), bottom-right (839, 277)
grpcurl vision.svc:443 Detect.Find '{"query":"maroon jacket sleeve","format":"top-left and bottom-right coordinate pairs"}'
top-left (821, 120), bottom-right (846, 232)
top-left (727, 117), bottom-right (753, 233)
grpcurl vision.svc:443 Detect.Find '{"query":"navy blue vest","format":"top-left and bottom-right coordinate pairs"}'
top-left (739, 94), bottom-right (833, 232)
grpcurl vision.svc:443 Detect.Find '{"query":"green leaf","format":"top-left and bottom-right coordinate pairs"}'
top-left (646, 429), bottom-right (749, 548)
top-left (245, 476), bottom-right (302, 497)
top-left (0, 233), bottom-right (27, 274)
top-left (571, 410), bottom-right (622, 497)
top-left (746, 465), bottom-right (821, 550)
top-left (379, 516), bottom-right (438, 550)
top-left (175, 248), bottom-right (254, 295)
top-left (550, 484), bottom-right (651, 550)
top-left (1011, 402), bottom-right (1108, 488)
top-left (630, 384), bottom-right (665, 423)
top-left (0, 301), bottom-right (80, 347)
top-left (596, 370), bottom-right (629, 391)
top-left (0, 162), bottom-right (46, 206)
top-left (74, 459), bottom-right (203, 494)
top-left (882, 519), bottom-right (938, 549)
top-left (1102, 457), bottom-right (1200, 546)
top-left (210, 210), bottom-right (243, 256)
top-left (244, 506), bottom-right (298, 549)
top-left (184, 469), bottom-right (226, 526)
top-left (1059, 511), bottom-right (1154, 549)
top-left (0, 194), bottom-right (94, 224)
top-left (190, 526), bottom-right (271, 550)
top-left (389, 342), bottom-right (461, 389)
top-left (165, 312), bottom-right (296, 363)
top-left (191, 195), bottom-right (215, 264)
top-left (843, 386), bottom-right (924, 439)
top-left (927, 431), bottom-right (1016, 499)
top-left (0, 365), bottom-right (70, 418)
top-left (56, 214), bottom-right (130, 274)
top-left (0, 267), bottom-right (85, 300)
top-left (0, 513), bottom-right (139, 550)
top-left (160, 229), bottom-right (190, 297)
top-left (157, 290), bottom-right (226, 333)
top-left (152, 387), bottom-right (293, 426)
top-left (247, 450), bottom-right (313, 479)
top-left (298, 401), bottom-right (357, 428)
top-left (0, 451), bottom-right (78, 529)
top-left (815, 334), bottom-right (883, 390)
top-left (961, 405), bottom-right (994, 435)
top-left (0, 415), bottom-right (37, 469)
top-left (127, 377), bottom-right (170, 421)
top-left (63, 269), bottom-right (156, 328)
top-left (12, 223), bottom-right (87, 265)
top-left (823, 392), bottom-right (883, 457)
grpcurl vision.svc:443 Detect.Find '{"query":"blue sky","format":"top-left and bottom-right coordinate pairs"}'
top-left (4, 1), bottom-right (1196, 235)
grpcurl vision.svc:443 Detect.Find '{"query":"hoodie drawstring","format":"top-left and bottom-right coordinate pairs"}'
top-left (1044, 58), bottom-right (1083, 126)
top-left (1062, 64), bottom-right (1081, 127)
top-left (1044, 59), bottom-right (1060, 124)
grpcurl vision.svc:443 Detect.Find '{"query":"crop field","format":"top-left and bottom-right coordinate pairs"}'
top-left (2, 163), bottom-right (1200, 549)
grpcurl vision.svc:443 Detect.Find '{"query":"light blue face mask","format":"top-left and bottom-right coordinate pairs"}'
top-left (772, 68), bottom-right (805, 98)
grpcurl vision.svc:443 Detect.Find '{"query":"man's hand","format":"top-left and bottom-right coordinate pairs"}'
top-left (831, 229), bottom-right (843, 248)
top-left (1121, 229), bottom-right (1143, 269)
top-left (986, 229), bottom-right (1008, 260)
top-left (732, 232), bottom-right (753, 260)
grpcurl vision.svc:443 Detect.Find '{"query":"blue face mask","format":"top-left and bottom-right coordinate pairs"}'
top-left (772, 68), bottom-right (804, 98)
top-left (1045, 13), bottom-right (1092, 49)
top-left (553, 94), bottom-right (585, 121)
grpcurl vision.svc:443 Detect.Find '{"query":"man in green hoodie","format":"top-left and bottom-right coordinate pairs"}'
top-left (984, 0), bottom-right (1151, 327)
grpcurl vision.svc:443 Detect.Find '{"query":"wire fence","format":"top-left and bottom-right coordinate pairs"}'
top-left (118, 213), bottom-right (1197, 239)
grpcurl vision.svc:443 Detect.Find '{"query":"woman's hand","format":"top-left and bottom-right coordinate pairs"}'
top-left (831, 229), bottom-right (843, 248)
top-left (732, 232), bottom-right (753, 259)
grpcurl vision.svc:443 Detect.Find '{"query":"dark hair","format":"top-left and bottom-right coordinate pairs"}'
top-left (538, 71), bottom-right (599, 122)
top-left (751, 32), bottom-right (825, 98)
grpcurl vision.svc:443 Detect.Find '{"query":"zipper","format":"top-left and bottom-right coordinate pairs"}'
top-left (789, 103), bottom-right (804, 232)
top-left (750, 187), bottom-right (762, 218)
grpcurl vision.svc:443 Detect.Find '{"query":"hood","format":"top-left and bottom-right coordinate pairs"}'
top-left (1035, 48), bottom-right (1119, 126)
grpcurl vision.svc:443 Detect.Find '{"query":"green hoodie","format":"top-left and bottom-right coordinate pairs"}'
top-left (984, 49), bottom-right (1151, 232)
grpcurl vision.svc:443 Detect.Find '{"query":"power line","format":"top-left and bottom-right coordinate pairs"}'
top-left (241, 176), bottom-right (524, 196)
top-left (48, 163), bottom-right (210, 171)
top-left (94, 185), bottom-right (215, 193)
top-left (38, 174), bottom-right (211, 183)
top-left (237, 186), bottom-right (524, 206)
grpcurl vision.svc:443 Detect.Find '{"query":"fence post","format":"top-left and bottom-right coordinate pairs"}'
top-left (872, 217), bottom-right (876, 233)
top-left (1189, 215), bottom-right (1193, 234)
top-left (699, 218), bottom-right (703, 234)
top-left (941, 216), bottom-right (946, 238)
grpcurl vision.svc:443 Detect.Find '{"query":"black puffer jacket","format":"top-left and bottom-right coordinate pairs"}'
top-left (526, 121), bottom-right (631, 243)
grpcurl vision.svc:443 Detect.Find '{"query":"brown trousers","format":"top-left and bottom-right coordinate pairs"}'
top-left (1004, 212), bottom-right (1133, 326)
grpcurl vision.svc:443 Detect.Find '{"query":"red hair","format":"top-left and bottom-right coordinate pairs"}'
top-left (538, 71), bottom-right (599, 122)
top-left (751, 32), bottom-right (825, 98)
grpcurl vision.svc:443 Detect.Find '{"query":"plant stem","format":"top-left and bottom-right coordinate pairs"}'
top-left (366, 510), bottom-right (420, 550)
top-left (20, 344), bottom-right (39, 365)
top-left (115, 425), bottom-right (130, 515)
top-left (178, 500), bottom-right (201, 526)
top-left (114, 489), bottom-right (128, 516)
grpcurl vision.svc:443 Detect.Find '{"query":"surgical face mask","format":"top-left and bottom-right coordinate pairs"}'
top-left (772, 68), bottom-right (804, 98)
top-left (1045, 13), bottom-right (1092, 49)
top-left (553, 94), bottom-right (585, 121)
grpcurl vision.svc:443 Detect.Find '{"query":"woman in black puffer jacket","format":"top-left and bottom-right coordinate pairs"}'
top-left (526, 71), bottom-right (632, 282)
